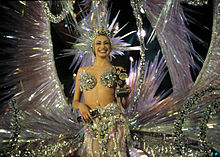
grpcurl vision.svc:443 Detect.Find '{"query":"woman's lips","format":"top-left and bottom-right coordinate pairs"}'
top-left (99, 50), bottom-right (107, 53)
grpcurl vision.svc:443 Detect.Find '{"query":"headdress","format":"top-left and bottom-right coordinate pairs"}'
top-left (64, 1), bottom-right (140, 71)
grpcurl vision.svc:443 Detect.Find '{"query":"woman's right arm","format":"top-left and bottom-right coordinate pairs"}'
top-left (72, 68), bottom-right (84, 109)
top-left (72, 68), bottom-right (93, 122)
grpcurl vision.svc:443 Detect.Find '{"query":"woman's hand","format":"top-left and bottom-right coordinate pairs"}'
top-left (115, 84), bottom-right (131, 98)
top-left (122, 84), bottom-right (131, 94)
top-left (115, 84), bottom-right (131, 109)
top-left (78, 104), bottom-right (93, 123)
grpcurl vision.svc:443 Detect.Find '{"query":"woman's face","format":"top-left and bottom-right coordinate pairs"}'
top-left (93, 35), bottom-right (111, 58)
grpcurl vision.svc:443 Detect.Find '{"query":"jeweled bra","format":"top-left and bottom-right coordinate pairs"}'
top-left (79, 67), bottom-right (117, 91)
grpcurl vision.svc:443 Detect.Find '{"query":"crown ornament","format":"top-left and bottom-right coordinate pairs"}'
top-left (95, 28), bottom-right (110, 37)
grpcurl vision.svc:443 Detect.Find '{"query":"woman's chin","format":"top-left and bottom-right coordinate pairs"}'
top-left (97, 53), bottom-right (109, 59)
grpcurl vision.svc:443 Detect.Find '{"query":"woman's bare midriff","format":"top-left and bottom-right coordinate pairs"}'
top-left (83, 83), bottom-right (115, 109)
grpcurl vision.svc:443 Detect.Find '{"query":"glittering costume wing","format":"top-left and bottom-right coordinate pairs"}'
top-left (0, 1), bottom-right (82, 156)
top-left (176, 0), bottom-right (220, 152)
top-left (126, 0), bottom-right (220, 156)
top-left (142, 0), bottom-right (199, 95)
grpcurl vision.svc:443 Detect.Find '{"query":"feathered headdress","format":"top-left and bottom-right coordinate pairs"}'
top-left (64, 1), bottom-right (140, 71)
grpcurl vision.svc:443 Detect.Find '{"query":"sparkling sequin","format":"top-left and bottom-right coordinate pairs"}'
top-left (81, 102), bottom-right (130, 156)
top-left (100, 71), bottom-right (116, 88)
top-left (130, 0), bottom-right (146, 113)
top-left (79, 68), bottom-right (118, 91)
top-left (186, 0), bottom-right (208, 6)
top-left (79, 73), bottom-right (97, 91)
top-left (41, 1), bottom-right (75, 23)
top-left (173, 86), bottom-right (220, 156)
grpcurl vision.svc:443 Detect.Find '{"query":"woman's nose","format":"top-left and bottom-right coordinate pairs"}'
top-left (100, 43), bottom-right (105, 48)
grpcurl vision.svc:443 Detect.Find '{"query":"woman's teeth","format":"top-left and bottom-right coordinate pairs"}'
top-left (99, 50), bottom-right (106, 53)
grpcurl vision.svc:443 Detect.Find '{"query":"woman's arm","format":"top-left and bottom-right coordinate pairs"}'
top-left (72, 68), bottom-right (83, 109)
top-left (121, 84), bottom-right (130, 109)
top-left (116, 84), bottom-right (130, 109)
top-left (72, 67), bottom-right (93, 122)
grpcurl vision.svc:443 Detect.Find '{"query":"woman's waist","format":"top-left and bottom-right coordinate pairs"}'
top-left (87, 101), bottom-right (122, 116)
top-left (85, 98), bottom-right (116, 109)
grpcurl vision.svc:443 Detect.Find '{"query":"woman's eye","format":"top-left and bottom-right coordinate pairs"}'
top-left (95, 42), bottom-right (101, 45)
top-left (104, 41), bottom-right (110, 44)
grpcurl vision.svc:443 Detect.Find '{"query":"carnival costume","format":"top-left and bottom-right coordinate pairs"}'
top-left (0, 0), bottom-right (220, 157)
top-left (81, 102), bottom-right (130, 156)
top-left (78, 64), bottom-right (130, 156)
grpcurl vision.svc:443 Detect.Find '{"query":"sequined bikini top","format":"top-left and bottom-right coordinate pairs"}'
top-left (79, 67), bottom-right (117, 91)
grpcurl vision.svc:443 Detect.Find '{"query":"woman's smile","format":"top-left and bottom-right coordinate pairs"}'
top-left (98, 48), bottom-right (107, 53)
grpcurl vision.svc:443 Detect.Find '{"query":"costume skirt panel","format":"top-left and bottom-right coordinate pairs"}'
top-left (80, 102), bottom-right (130, 157)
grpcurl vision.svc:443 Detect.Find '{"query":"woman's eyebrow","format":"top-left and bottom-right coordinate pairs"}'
top-left (95, 40), bottom-right (109, 43)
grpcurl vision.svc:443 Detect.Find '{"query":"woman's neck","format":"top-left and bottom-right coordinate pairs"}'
top-left (93, 57), bottom-right (111, 68)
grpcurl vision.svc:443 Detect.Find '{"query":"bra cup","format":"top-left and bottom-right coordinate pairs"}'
top-left (100, 71), bottom-right (116, 88)
top-left (80, 73), bottom-right (97, 91)
top-left (79, 67), bottom-right (117, 91)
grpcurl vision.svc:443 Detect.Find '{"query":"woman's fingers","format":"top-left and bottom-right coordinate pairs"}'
top-left (123, 84), bottom-right (131, 93)
top-left (88, 112), bottom-right (93, 121)
top-left (82, 112), bottom-right (92, 123)
top-left (84, 114), bottom-right (89, 123)
top-left (128, 87), bottom-right (131, 94)
top-left (82, 116), bottom-right (86, 123)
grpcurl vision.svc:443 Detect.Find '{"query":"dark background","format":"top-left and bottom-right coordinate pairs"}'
top-left (51, 0), bottom-right (213, 98)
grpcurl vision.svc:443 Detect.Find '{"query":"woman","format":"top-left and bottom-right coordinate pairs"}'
top-left (72, 33), bottom-right (131, 157)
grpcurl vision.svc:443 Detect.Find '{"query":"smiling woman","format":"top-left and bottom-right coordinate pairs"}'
top-left (72, 32), bottom-right (131, 156)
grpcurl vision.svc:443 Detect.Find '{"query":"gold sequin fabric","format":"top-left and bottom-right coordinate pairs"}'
top-left (81, 102), bottom-right (130, 157)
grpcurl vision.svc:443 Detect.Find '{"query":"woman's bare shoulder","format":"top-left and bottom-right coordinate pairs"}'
top-left (78, 66), bottom-right (91, 72)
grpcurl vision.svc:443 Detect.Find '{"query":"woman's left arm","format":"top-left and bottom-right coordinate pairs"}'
top-left (120, 84), bottom-right (130, 109)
